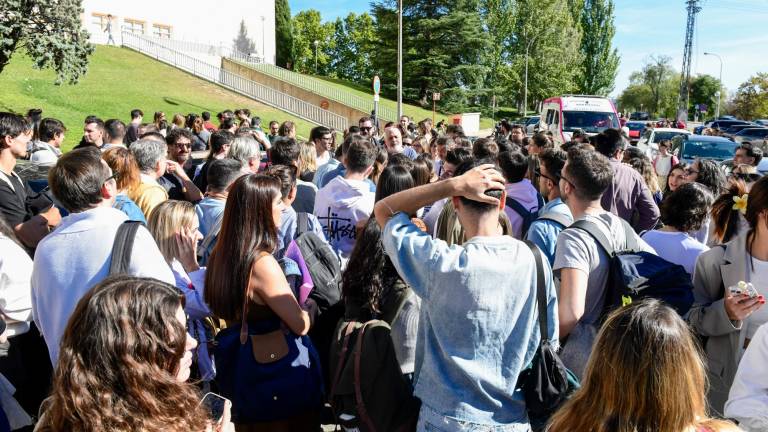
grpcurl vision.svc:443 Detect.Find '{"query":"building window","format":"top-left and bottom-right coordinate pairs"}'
top-left (152, 24), bottom-right (172, 39)
top-left (124, 18), bottom-right (146, 35)
top-left (91, 13), bottom-right (113, 31)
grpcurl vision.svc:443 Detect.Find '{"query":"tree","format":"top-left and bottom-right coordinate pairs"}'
top-left (688, 74), bottom-right (722, 117)
top-left (328, 13), bottom-right (376, 83)
top-left (617, 55), bottom-right (678, 117)
top-left (480, 0), bottom-right (517, 113)
top-left (233, 20), bottom-right (256, 54)
top-left (0, 0), bottom-right (93, 84)
top-left (576, 0), bottom-right (620, 95)
top-left (291, 10), bottom-right (335, 75)
top-left (274, 0), bottom-right (294, 68)
top-left (731, 73), bottom-right (768, 120)
top-left (372, 0), bottom-right (490, 110)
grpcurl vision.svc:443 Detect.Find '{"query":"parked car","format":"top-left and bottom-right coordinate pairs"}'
top-left (733, 127), bottom-right (768, 148)
top-left (709, 119), bottom-right (751, 132)
top-left (524, 116), bottom-right (540, 135)
top-left (630, 112), bottom-right (650, 120)
top-left (637, 128), bottom-right (692, 158)
top-left (755, 119), bottom-right (768, 126)
top-left (722, 124), bottom-right (762, 138)
top-left (625, 121), bottom-right (646, 143)
top-left (670, 135), bottom-right (739, 165)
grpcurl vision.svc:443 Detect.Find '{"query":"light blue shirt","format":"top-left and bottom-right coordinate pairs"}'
top-left (382, 212), bottom-right (558, 430)
top-left (195, 197), bottom-right (226, 238)
top-left (526, 198), bottom-right (573, 266)
top-left (313, 158), bottom-right (340, 188)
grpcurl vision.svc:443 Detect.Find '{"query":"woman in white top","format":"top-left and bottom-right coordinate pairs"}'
top-left (725, 321), bottom-right (768, 431)
top-left (642, 182), bottom-right (712, 276)
top-left (147, 200), bottom-right (215, 382)
top-left (652, 139), bottom-right (679, 188)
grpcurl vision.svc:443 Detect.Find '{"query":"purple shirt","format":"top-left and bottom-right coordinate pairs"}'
top-left (600, 159), bottom-right (660, 232)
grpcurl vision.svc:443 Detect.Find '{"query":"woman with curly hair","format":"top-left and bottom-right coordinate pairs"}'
top-left (102, 146), bottom-right (146, 223)
top-left (548, 299), bottom-right (740, 432)
top-left (35, 276), bottom-right (234, 432)
top-left (641, 182), bottom-right (713, 276)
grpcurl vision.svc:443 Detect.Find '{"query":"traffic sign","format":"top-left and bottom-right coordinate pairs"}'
top-left (373, 75), bottom-right (381, 95)
top-left (433, 92), bottom-right (441, 101)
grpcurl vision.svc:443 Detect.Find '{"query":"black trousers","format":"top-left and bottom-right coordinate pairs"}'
top-left (0, 324), bottom-right (53, 420)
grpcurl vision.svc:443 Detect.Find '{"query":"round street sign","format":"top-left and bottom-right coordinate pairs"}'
top-left (373, 75), bottom-right (381, 95)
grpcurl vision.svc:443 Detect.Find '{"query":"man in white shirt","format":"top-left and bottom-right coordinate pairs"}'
top-left (310, 125), bottom-right (334, 168)
top-left (29, 118), bottom-right (65, 166)
top-left (314, 135), bottom-right (377, 263)
top-left (31, 148), bottom-right (174, 363)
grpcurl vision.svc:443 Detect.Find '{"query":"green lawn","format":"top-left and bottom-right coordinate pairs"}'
top-left (0, 46), bottom-right (318, 151)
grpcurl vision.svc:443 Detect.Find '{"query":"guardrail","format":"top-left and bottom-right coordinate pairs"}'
top-left (227, 50), bottom-right (397, 122)
top-left (121, 31), bottom-right (346, 131)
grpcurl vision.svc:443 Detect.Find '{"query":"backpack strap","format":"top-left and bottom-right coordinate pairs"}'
top-left (239, 251), bottom-right (271, 345)
top-left (199, 215), bottom-right (223, 256)
top-left (569, 219), bottom-right (616, 257)
top-left (296, 212), bottom-right (309, 237)
top-left (329, 322), bottom-right (356, 408)
top-left (524, 241), bottom-right (548, 342)
top-left (505, 196), bottom-right (532, 220)
top-left (537, 212), bottom-right (572, 229)
top-left (109, 221), bottom-right (143, 275)
top-left (536, 193), bottom-right (545, 210)
top-left (353, 322), bottom-right (377, 432)
top-left (617, 218), bottom-right (639, 252)
top-left (381, 284), bottom-right (412, 325)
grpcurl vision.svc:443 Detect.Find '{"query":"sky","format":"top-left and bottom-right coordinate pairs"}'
top-left (288, 0), bottom-right (768, 98)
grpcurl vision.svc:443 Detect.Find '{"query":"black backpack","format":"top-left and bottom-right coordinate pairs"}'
top-left (535, 211), bottom-right (572, 230)
top-left (517, 241), bottom-right (579, 431)
top-left (328, 287), bottom-right (420, 432)
top-left (568, 219), bottom-right (695, 317)
top-left (506, 194), bottom-right (545, 236)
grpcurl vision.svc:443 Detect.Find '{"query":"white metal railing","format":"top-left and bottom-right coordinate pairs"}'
top-left (121, 31), bottom-right (346, 131)
top-left (227, 50), bottom-right (397, 122)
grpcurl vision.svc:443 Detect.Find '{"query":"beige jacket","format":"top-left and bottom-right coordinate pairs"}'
top-left (689, 231), bottom-right (750, 415)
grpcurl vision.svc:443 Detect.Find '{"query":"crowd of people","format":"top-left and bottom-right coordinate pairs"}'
top-left (2, 105), bottom-right (768, 432)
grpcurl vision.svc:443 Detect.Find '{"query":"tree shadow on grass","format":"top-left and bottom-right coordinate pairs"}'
top-left (162, 97), bottom-right (216, 112)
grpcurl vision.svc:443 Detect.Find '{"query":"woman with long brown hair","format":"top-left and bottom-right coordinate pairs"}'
top-left (204, 174), bottom-right (323, 430)
top-left (35, 276), bottom-right (234, 432)
top-left (548, 299), bottom-right (740, 432)
top-left (102, 146), bottom-right (146, 223)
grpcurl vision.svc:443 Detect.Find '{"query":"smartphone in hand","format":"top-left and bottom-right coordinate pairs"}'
top-left (199, 392), bottom-right (229, 423)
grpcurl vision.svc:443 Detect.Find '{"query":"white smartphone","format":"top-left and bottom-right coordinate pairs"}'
top-left (199, 392), bottom-right (229, 423)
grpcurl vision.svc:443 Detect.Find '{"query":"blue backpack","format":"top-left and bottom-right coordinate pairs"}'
top-left (505, 194), bottom-right (545, 236)
top-left (568, 219), bottom-right (695, 317)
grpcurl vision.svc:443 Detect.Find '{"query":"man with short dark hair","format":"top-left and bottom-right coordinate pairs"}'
top-left (30, 118), bottom-right (66, 166)
top-left (161, 128), bottom-right (203, 202)
top-left (0, 112), bottom-right (60, 248)
top-left (195, 158), bottom-right (243, 264)
top-left (103, 119), bottom-right (127, 150)
top-left (193, 130), bottom-right (235, 193)
top-left (268, 120), bottom-right (280, 144)
top-left (310, 125), bottom-right (334, 167)
top-left (595, 129), bottom-right (659, 231)
top-left (271, 137), bottom-right (318, 213)
top-left (314, 136), bottom-right (377, 262)
top-left (498, 150), bottom-right (542, 239)
top-left (358, 116), bottom-right (376, 138)
top-left (201, 111), bottom-right (217, 132)
top-left (123, 109), bottom-right (143, 144)
top-left (526, 149), bottom-right (572, 265)
top-left (32, 148), bottom-right (173, 363)
top-left (554, 147), bottom-right (655, 378)
top-left (734, 142), bottom-right (763, 167)
top-left (509, 124), bottom-right (525, 146)
top-left (424, 147), bottom-right (472, 236)
top-left (373, 159), bottom-right (557, 431)
top-left (76, 117), bottom-right (105, 149)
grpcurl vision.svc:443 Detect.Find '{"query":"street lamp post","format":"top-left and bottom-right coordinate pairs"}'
top-left (704, 52), bottom-right (723, 119)
top-left (314, 40), bottom-right (319, 73)
top-left (523, 33), bottom-right (539, 118)
top-left (397, 0), bottom-right (403, 119)
top-left (260, 16), bottom-right (266, 63)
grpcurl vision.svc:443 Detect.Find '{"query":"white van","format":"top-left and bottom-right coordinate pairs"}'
top-left (539, 95), bottom-right (620, 146)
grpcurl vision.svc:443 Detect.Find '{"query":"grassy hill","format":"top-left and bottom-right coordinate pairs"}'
top-left (0, 46), bottom-right (318, 152)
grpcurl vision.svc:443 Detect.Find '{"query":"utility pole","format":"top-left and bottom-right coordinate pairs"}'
top-left (523, 33), bottom-right (539, 118)
top-left (313, 40), bottom-right (319, 73)
top-left (677, 0), bottom-right (701, 122)
top-left (704, 52), bottom-right (723, 119)
top-left (260, 16), bottom-right (266, 63)
top-left (397, 0), bottom-right (403, 119)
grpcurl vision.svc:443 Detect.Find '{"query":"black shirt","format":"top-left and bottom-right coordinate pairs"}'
top-left (0, 170), bottom-right (31, 227)
top-left (158, 173), bottom-right (187, 201)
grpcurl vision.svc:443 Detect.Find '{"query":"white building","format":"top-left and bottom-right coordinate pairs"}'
top-left (81, 0), bottom-right (277, 64)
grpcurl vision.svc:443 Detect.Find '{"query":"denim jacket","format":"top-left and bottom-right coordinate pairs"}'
top-left (382, 213), bottom-right (558, 431)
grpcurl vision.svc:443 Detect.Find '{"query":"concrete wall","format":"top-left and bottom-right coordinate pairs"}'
top-left (82, 0), bottom-right (276, 64)
top-left (222, 59), bottom-right (369, 129)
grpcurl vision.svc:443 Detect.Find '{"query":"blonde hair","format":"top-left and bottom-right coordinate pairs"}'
top-left (298, 140), bottom-right (317, 174)
top-left (548, 299), bottom-right (741, 432)
top-left (147, 200), bottom-right (196, 264)
top-left (171, 114), bottom-right (185, 128)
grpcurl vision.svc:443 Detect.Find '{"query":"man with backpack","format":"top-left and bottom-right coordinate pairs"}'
top-left (526, 149), bottom-right (572, 266)
top-left (374, 159), bottom-right (558, 431)
top-left (499, 150), bottom-right (544, 239)
top-left (553, 147), bottom-right (655, 379)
